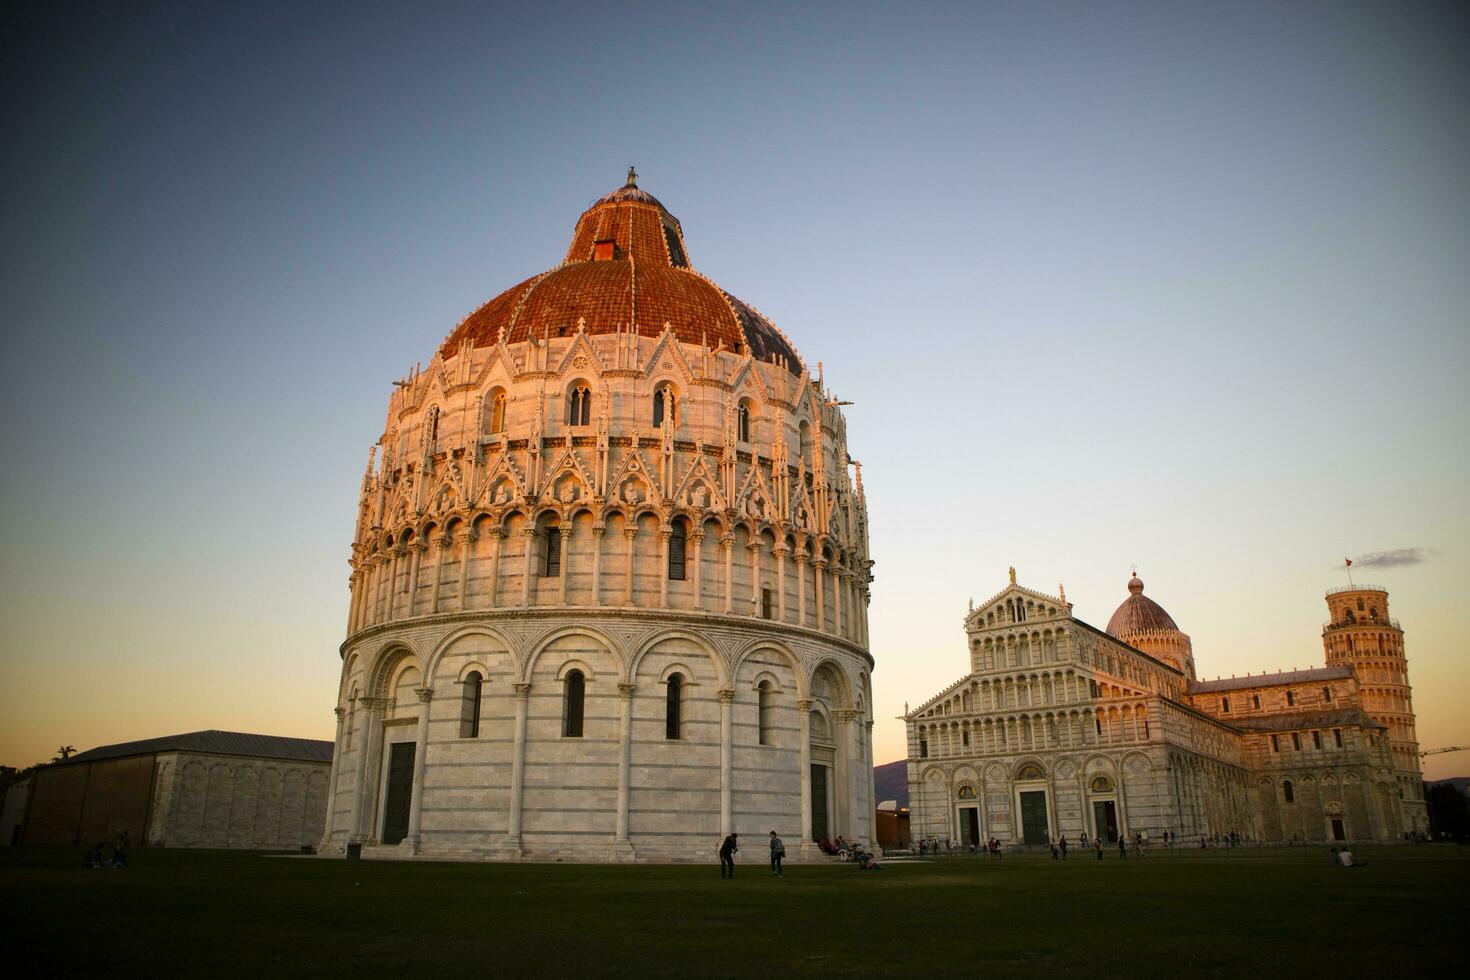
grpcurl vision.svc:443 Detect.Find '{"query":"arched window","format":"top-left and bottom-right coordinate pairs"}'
top-left (1090, 775), bottom-right (1114, 793)
top-left (1286, 690), bottom-right (1295, 707)
top-left (737, 401), bottom-right (751, 442)
top-left (758, 681), bottom-right (775, 745)
top-left (426, 407), bottom-right (441, 453)
top-left (1252, 694), bottom-right (1261, 710)
top-left (542, 523), bottom-right (562, 576)
top-left (667, 521), bottom-right (687, 580)
top-left (1282, 779), bottom-right (1295, 803)
top-left (1221, 696), bottom-right (1231, 713)
top-left (460, 671), bottom-right (483, 738)
top-left (563, 670), bottom-right (585, 737)
top-left (566, 384), bottom-right (591, 426)
top-left (665, 673), bottom-right (684, 740)
top-left (957, 785), bottom-right (976, 799)
top-left (488, 392), bottom-right (506, 434)
top-left (919, 738), bottom-right (928, 758)
top-left (761, 587), bottom-right (773, 620)
top-left (1017, 764), bottom-right (1044, 780)
top-left (798, 420), bottom-right (812, 463)
top-left (652, 383), bottom-right (676, 427)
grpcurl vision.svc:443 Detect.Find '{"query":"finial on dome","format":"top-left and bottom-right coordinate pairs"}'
top-left (1009, 566), bottom-right (1017, 585)
top-left (1128, 571), bottom-right (1144, 595)
top-left (626, 165), bottom-right (638, 186)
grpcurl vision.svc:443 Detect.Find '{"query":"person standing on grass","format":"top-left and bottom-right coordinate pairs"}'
top-left (1118, 835), bottom-right (1127, 860)
top-left (720, 833), bottom-right (739, 879)
top-left (769, 830), bottom-right (785, 877)
top-left (1094, 836), bottom-right (1103, 860)
top-left (1059, 835), bottom-right (1068, 859)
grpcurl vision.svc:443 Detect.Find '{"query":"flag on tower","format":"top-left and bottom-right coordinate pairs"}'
top-left (1345, 558), bottom-right (1353, 567)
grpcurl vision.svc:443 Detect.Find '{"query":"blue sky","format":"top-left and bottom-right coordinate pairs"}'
top-left (2, 0), bottom-right (1467, 774)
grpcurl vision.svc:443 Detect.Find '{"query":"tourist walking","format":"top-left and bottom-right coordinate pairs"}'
top-left (1118, 835), bottom-right (1127, 860)
top-left (719, 833), bottom-right (739, 878)
top-left (769, 830), bottom-right (785, 877)
top-left (1059, 835), bottom-right (1068, 859)
top-left (1094, 836), bottom-right (1103, 860)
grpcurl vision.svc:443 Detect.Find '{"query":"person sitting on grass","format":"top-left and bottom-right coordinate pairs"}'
top-left (1338, 848), bottom-right (1366, 868)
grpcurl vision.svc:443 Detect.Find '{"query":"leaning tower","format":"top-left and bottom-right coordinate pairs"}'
top-left (1321, 585), bottom-right (1426, 835)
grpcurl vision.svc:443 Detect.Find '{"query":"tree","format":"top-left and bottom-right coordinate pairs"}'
top-left (1425, 782), bottom-right (1470, 840)
top-left (53, 745), bottom-right (77, 762)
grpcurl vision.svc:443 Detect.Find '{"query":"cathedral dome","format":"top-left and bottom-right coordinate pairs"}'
top-left (438, 169), bottom-right (802, 372)
top-left (1106, 575), bottom-right (1180, 636)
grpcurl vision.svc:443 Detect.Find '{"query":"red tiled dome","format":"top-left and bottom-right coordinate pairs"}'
top-left (439, 171), bottom-right (801, 371)
top-left (1106, 574), bottom-right (1181, 635)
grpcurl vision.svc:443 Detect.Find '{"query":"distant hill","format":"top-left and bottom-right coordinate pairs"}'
top-left (873, 760), bottom-right (908, 809)
top-left (1427, 777), bottom-right (1469, 795)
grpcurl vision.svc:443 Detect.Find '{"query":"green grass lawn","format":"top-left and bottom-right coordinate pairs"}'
top-left (2, 845), bottom-right (1464, 976)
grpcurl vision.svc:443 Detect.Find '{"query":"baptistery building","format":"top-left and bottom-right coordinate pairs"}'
top-left (905, 572), bottom-right (1423, 848)
top-left (320, 172), bottom-right (875, 861)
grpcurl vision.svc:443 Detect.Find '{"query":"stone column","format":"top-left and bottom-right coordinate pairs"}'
top-left (371, 555), bottom-right (386, 624)
top-left (430, 535), bottom-right (448, 612)
top-left (388, 547), bottom-right (405, 620)
top-left (406, 687), bottom-right (433, 850)
top-left (832, 568), bottom-right (843, 638)
top-left (615, 684), bottom-right (635, 842)
top-left (324, 706), bottom-right (346, 840)
top-left (813, 557), bottom-right (827, 632)
top-left (406, 541), bottom-right (426, 616)
top-left (721, 534), bottom-right (735, 613)
top-left (658, 527), bottom-right (672, 607)
top-left (520, 525), bottom-right (536, 606)
top-left (558, 525), bottom-right (573, 604)
top-left (719, 688), bottom-right (736, 837)
top-left (836, 709), bottom-right (859, 839)
top-left (591, 525), bottom-right (604, 605)
top-left (351, 697), bottom-right (389, 842)
top-left (689, 529), bottom-right (705, 612)
top-left (457, 527), bottom-right (477, 610)
top-left (798, 699), bottom-right (814, 847)
top-left (504, 682), bottom-right (531, 852)
top-left (747, 541), bottom-right (763, 615)
top-left (774, 544), bottom-right (789, 622)
top-left (865, 720), bottom-right (877, 845)
top-left (622, 526), bottom-right (638, 606)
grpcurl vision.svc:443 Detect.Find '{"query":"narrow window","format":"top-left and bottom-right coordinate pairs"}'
top-left (1271, 734), bottom-right (1280, 752)
top-left (1143, 719), bottom-right (1150, 738)
top-left (1221, 696), bottom-right (1231, 713)
top-left (1282, 779), bottom-right (1295, 804)
top-left (1292, 732), bottom-right (1301, 750)
top-left (543, 525), bottom-right (562, 576)
top-left (668, 522), bottom-right (687, 580)
top-left (761, 587), bottom-right (773, 620)
top-left (1322, 686), bottom-right (1332, 703)
top-left (566, 385), bottom-right (591, 426)
top-left (652, 384), bottom-right (675, 427)
top-left (1095, 717), bottom-right (1102, 736)
top-left (1286, 690), bottom-right (1295, 707)
top-left (1357, 597), bottom-right (1365, 612)
top-left (563, 670), bottom-right (585, 737)
top-left (738, 403), bottom-right (751, 442)
top-left (1313, 730), bottom-right (1322, 750)
top-left (962, 729), bottom-right (970, 747)
top-left (490, 393), bottom-right (506, 433)
top-left (758, 681), bottom-right (774, 746)
top-left (1252, 694), bottom-right (1261, 710)
top-left (427, 408), bottom-right (440, 453)
top-left (664, 674), bottom-right (684, 740)
top-left (920, 738), bottom-right (928, 758)
top-left (460, 671), bottom-right (483, 738)
top-left (1334, 728), bottom-right (1343, 748)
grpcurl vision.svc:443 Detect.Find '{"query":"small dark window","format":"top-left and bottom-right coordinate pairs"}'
top-left (1252, 694), bottom-right (1261, 710)
top-left (543, 526), bottom-right (562, 577)
top-left (1322, 687), bottom-right (1332, 703)
top-left (761, 587), bottom-right (773, 620)
top-left (962, 730), bottom-right (970, 747)
top-left (1095, 717), bottom-right (1103, 735)
top-left (668, 523), bottom-right (686, 580)
top-left (1334, 728), bottom-right (1343, 748)
top-left (758, 681), bottom-right (774, 745)
top-left (1357, 597), bottom-right (1365, 612)
top-left (427, 408), bottom-right (440, 452)
top-left (662, 223), bottom-right (688, 268)
top-left (1292, 732), bottom-right (1301, 750)
top-left (1313, 730), bottom-right (1322, 750)
top-left (652, 385), bottom-right (675, 427)
top-left (563, 670), bottom-right (585, 737)
top-left (919, 738), bottom-right (928, 758)
top-left (1143, 719), bottom-right (1150, 738)
top-left (665, 674), bottom-right (683, 740)
top-left (1286, 690), bottom-right (1295, 707)
top-left (1221, 696), bottom-right (1231, 713)
top-left (738, 404), bottom-right (751, 442)
top-left (1271, 734), bottom-right (1280, 752)
top-left (460, 671), bottom-right (483, 738)
top-left (1283, 779), bottom-right (1295, 804)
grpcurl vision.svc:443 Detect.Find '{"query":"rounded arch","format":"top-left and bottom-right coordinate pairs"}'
top-left (749, 669), bottom-right (784, 693)
top-left (520, 623), bottom-right (626, 683)
top-left (730, 638), bottom-right (808, 700)
top-left (365, 641), bottom-right (424, 699)
top-left (424, 623), bottom-right (521, 684)
top-left (338, 650), bottom-right (364, 704)
top-left (456, 660), bottom-right (491, 683)
top-left (658, 661), bottom-right (698, 686)
top-left (628, 627), bottom-right (730, 689)
top-left (807, 658), bottom-right (854, 709)
top-left (555, 659), bottom-right (596, 682)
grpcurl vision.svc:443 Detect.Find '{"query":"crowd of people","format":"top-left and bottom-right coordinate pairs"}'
top-left (83, 830), bottom-right (129, 869)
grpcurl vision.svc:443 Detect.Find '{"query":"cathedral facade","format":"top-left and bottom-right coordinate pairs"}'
top-left (905, 572), bottom-right (1425, 847)
top-left (319, 173), bottom-right (875, 862)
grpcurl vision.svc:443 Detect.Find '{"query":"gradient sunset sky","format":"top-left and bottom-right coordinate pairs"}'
top-left (2, 1), bottom-right (1467, 778)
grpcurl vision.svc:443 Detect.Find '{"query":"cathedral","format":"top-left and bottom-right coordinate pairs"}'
top-left (905, 571), bottom-right (1426, 847)
top-left (319, 172), bottom-right (875, 861)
